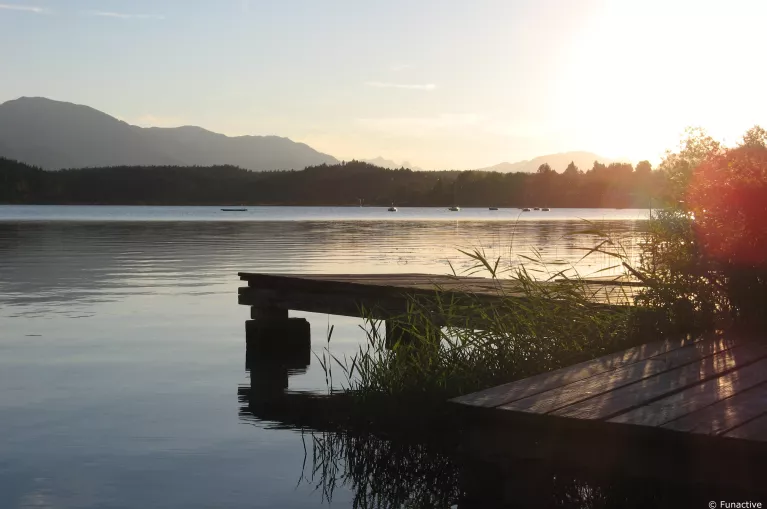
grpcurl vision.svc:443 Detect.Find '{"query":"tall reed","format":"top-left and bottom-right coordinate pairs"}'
top-left (319, 222), bottom-right (647, 402)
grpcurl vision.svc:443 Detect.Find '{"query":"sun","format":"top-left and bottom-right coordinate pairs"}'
top-left (548, 0), bottom-right (767, 162)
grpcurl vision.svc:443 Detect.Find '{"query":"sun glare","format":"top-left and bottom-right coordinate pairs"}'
top-left (551, 0), bottom-right (767, 162)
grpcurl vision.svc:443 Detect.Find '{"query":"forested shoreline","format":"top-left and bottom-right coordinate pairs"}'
top-left (1, 157), bottom-right (664, 208)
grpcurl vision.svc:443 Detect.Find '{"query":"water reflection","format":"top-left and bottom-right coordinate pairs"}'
top-left (1, 213), bottom-right (650, 508)
top-left (243, 341), bottom-right (311, 400)
top-left (295, 428), bottom-right (767, 509)
top-left (237, 320), bottom-right (767, 509)
top-left (0, 219), bottom-right (642, 317)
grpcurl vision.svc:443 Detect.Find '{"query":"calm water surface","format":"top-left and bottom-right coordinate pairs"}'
top-left (2, 205), bottom-right (727, 508)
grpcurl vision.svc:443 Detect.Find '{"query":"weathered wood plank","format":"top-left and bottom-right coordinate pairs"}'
top-left (553, 341), bottom-right (767, 420)
top-left (609, 357), bottom-right (767, 427)
top-left (499, 336), bottom-right (742, 415)
top-left (238, 272), bottom-right (641, 305)
top-left (239, 287), bottom-right (409, 321)
top-left (663, 381), bottom-right (767, 436)
top-left (451, 335), bottom-right (701, 408)
top-left (724, 412), bottom-right (767, 442)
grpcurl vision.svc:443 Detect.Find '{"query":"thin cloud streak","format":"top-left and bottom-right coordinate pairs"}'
top-left (365, 81), bottom-right (436, 91)
top-left (86, 11), bottom-right (164, 20)
top-left (0, 3), bottom-right (48, 13)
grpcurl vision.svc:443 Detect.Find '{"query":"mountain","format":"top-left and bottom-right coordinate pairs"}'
top-left (476, 151), bottom-right (615, 173)
top-left (361, 157), bottom-right (424, 171)
top-left (0, 97), bottom-right (338, 171)
top-left (140, 125), bottom-right (338, 172)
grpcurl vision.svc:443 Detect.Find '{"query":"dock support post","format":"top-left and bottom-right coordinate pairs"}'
top-left (385, 319), bottom-right (415, 349)
top-left (245, 306), bottom-right (310, 354)
top-left (245, 306), bottom-right (311, 397)
top-left (250, 305), bottom-right (288, 321)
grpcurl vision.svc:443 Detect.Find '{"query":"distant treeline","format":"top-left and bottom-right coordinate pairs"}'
top-left (0, 157), bottom-right (665, 207)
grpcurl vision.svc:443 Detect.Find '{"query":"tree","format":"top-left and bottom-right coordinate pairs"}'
top-left (658, 127), bottom-right (722, 206)
top-left (563, 161), bottom-right (580, 177)
top-left (687, 143), bottom-right (767, 324)
top-left (688, 144), bottom-right (767, 265)
top-left (537, 163), bottom-right (554, 174)
top-left (589, 161), bottom-right (607, 174)
top-left (635, 160), bottom-right (652, 175)
top-left (740, 125), bottom-right (767, 148)
top-left (607, 162), bottom-right (634, 176)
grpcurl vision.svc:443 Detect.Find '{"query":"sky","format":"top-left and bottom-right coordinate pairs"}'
top-left (1, 0), bottom-right (766, 170)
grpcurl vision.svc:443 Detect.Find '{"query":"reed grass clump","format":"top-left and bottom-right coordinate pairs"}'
top-left (319, 227), bottom-right (648, 403)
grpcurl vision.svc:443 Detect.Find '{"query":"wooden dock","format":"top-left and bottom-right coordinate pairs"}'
top-left (451, 333), bottom-right (767, 486)
top-left (238, 272), bottom-right (643, 347)
top-left (235, 272), bottom-right (766, 488)
top-left (239, 272), bottom-right (639, 319)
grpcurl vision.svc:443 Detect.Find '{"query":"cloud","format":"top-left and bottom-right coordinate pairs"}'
top-left (365, 81), bottom-right (436, 91)
top-left (0, 3), bottom-right (48, 14)
top-left (86, 11), bottom-right (164, 20)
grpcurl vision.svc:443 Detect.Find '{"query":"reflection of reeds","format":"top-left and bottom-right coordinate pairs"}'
top-left (302, 429), bottom-right (761, 509)
top-left (305, 429), bottom-right (460, 509)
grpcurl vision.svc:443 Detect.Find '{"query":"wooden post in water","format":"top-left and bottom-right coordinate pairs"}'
top-left (385, 319), bottom-right (416, 349)
top-left (245, 305), bottom-right (311, 398)
top-left (245, 305), bottom-right (310, 354)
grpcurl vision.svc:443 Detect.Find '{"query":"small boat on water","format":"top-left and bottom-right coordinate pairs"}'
top-left (221, 208), bottom-right (248, 212)
top-left (522, 208), bottom-right (531, 212)
top-left (542, 207), bottom-right (551, 211)
top-left (387, 206), bottom-right (398, 212)
top-left (448, 206), bottom-right (460, 211)
top-left (489, 207), bottom-right (499, 211)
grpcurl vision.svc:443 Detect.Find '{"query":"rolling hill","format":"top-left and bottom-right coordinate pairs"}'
top-left (0, 97), bottom-right (339, 171)
top-left (476, 151), bottom-right (615, 173)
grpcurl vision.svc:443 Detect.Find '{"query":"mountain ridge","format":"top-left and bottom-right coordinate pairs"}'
top-left (475, 151), bottom-right (617, 173)
top-left (0, 97), bottom-right (338, 171)
top-left (0, 97), bottom-right (617, 174)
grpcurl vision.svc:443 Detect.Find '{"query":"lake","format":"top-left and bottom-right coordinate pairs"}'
top-left (0, 205), bottom-right (741, 508)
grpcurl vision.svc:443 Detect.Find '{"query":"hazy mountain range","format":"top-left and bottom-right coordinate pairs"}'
top-left (360, 157), bottom-right (424, 171)
top-left (475, 151), bottom-right (616, 173)
top-left (0, 97), bottom-right (338, 171)
top-left (0, 97), bottom-right (613, 173)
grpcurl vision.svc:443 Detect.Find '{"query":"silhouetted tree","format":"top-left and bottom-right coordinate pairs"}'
top-left (0, 155), bottom-right (670, 208)
top-left (537, 163), bottom-right (555, 174)
top-left (563, 161), bottom-right (580, 176)
top-left (741, 125), bottom-right (767, 148)
top-left (635, 160), bottom-right (652, 175)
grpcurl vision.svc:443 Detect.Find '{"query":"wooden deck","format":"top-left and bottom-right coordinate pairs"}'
top-left (451, 333), bottom-right (767, 485)
top-left (452, 334), bottom-right (767, 440)
top-left (238, 272), bottom-right (641, 325)
top-left (236, 272), bottom-right (766, 487)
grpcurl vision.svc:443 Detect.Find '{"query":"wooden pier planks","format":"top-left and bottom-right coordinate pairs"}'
top-left (238, 272), bottom-right (641, 321)
top-left (451, 335), bottom-right (700, 408)
top-left (451, 333), bottom-right (767, 444)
